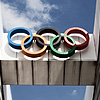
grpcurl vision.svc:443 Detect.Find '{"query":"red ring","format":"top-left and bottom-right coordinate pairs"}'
top-left (64, 27), bottom-right (89, 50)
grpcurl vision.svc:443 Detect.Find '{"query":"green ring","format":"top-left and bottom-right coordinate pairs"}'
top-left (50, 34), bottom-right (76, 58)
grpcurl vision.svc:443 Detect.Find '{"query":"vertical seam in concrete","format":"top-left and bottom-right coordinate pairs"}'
top-left (63, 61), bottom-right (66, 85)
top-left (15, 61), bottom-right (18, 85)
top-left (31, 61), bottom-right (34, 85)
top-left (78, 60), bottom-right (82, 85)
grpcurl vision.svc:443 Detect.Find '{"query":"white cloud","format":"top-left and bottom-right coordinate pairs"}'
top-left (71, 90), bottom-right (77, 95)
top-left (25, 0), bottom-right (58, 23)
top-left (25, 0), bottom-right (57, 12)
top-left (1, 0), bottom-right (58, 32)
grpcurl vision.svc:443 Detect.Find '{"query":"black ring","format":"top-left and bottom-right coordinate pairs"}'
top-left (36, 27), bottom-right (61, 50)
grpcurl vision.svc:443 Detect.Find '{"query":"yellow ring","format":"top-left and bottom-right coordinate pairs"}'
top-left (21, 34), bottom-right (47, 58)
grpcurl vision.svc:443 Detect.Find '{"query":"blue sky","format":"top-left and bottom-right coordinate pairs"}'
top-left (11, 85), bottom-right (86, 100)
top-left (1, 0), bottom-right (96, 100)
top-left (1, 0), bottom-right (96, 33)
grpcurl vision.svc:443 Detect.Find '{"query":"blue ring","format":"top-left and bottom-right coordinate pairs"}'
top-left (7, 27), bottom-right (33, 49)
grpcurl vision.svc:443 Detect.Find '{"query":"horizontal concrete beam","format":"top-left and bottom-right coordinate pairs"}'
top-left (1, 60), bottom-right (96, 85)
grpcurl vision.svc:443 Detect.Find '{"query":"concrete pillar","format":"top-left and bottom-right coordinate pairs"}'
top-left (84, 86), bottom-right (94, 100)
top-left (3, 85), bottom-right (12, 100)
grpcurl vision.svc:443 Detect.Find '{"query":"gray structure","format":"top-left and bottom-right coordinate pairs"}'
top-left (0, 0), bottom-right (100, 100)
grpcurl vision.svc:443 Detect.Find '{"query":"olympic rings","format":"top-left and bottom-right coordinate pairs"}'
top-left (36, 27), bottom-right (61, 50)
top-left (7, 27), bottom-right (33, 49)
top-left (7, 27), bottom-right (89, 59)
top-left (50, 35), bottom-right (76, 58)
top-left (21, 34), bottom-right (47, 58)
top-left (64, 27), bottom-right (89, 50)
